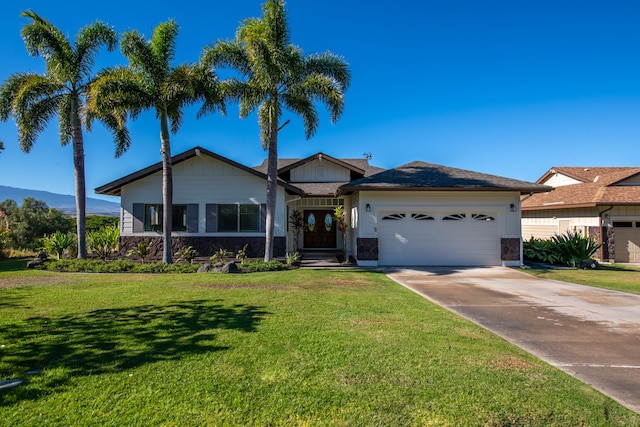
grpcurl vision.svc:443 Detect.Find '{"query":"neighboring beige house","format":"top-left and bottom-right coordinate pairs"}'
top-left (96, 146), bottom-right (549, 267)
top-left (521, 167), bottom-right (640, 263)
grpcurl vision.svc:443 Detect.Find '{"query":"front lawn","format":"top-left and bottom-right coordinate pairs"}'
top-left (525, 264), bottom-right (640, 295)
top-left (0, 265), bottom-right (638, 426)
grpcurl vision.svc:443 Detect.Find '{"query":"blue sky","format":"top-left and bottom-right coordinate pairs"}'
top-left (1, 1), bottom-right (640, 202)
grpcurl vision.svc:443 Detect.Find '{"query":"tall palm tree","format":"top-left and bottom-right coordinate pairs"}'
top-left (87, 20), bottom-right (226, 264)
top-left (202, 0), bottom-right (350, 261)
top-left (0, 10), bottom-right (117, 259)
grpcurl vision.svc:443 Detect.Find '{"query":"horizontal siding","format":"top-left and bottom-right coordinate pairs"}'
top-left (120, 156), bottom-right (286, 236)
top-left (522, 225), bottom-right (557, 240)
top-left (543, 174), bottom-right (582, 187)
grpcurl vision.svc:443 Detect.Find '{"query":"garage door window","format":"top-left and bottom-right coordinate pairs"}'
top-left (613, 221), bottom-right (633, 228)
top-left (443, 213), bottom-right (466, 221)
top-left (382, 213), bottom-right (406, 221)
top-left (412, 213), bottom-right (435, 221)
top-left (472, 213), bottom-right (496, 221)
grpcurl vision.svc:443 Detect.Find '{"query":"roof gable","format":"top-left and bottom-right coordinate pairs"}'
top-left (95, 146), bottom-right (303, 196)
top-left (340, 161), bottom-right (550, 194)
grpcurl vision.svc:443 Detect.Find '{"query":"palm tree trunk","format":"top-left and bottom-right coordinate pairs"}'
top-left (160, 110), bottom-right (173, 264)
top-left (70, 97), bottom-right (87, 259)
top-left (263, 115), bottom-right (279, 262)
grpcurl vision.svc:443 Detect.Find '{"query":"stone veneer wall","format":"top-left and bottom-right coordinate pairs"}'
top-left (356, 238), bottom-right (378, 261)
top-left (500, 238), bottom-right (520, 261)
top-left (119, 236), bottom-right (285, 259)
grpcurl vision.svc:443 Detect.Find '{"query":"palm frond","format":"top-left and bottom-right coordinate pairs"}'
top-left (20, 10), bottom-right (74, 81)
top-left (74, 21), bottom-right (118, 83)
top-left (304, 52), bottom-right (351, 89)
top-left (201, 40), bottom-right (251, 75)
top-left (282, 91), bottom-right (318, 139)
top-left (150, 21), bottom-right (179, 78)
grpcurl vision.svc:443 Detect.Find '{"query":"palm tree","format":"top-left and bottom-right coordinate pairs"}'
top-left (0, 10), bottom-right (117, 259)
top-left (87, 21), bottom-right (226, 264)
top-left (202, 0), bottom-right (350, 261)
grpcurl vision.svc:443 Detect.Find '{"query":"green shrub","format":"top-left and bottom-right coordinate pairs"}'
top-left (176, 245), bottom-right (199, 263)
top-left (239, 260), bottom-right (285, 272)
top-left (551, 231), bottom-right (602, 267)
top-left (285, 251), bottom-right (301, 266)
top-left (127, 242), bottom-right (152, 263)
top-left (41, 231), bottom-right (76, 259)
top-left (235, 244), bottom-right (249, 263)
top-left (39, 259), bottom-right (200, 273)
top-left (524, 232), bottom-right (602, 267)
top-left (88, 225), bottom-right (120, 260)
top-left (211, 247), bottom-right (232, 263)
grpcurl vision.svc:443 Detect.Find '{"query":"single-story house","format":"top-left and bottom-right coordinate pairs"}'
top-left (521, 166), bottom-right (640, 263)
top-left (96, 146), bottom-right (550, 266)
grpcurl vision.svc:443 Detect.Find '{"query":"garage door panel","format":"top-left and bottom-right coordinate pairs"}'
top-left (614, 222), bottom-right (640, 263)
top-left (379, 211), bottom-right (500, 266)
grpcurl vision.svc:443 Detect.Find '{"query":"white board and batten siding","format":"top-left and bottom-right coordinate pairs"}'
top-left (289, 159), bottom-right (350, 182)
top-left (120, 156), bottom-right (286, 236)
top-left (356, 191), bottom-right (523, 267)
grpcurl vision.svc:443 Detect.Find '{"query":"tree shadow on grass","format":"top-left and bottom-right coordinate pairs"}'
top-left (0, 299), bottom-right (268, 405)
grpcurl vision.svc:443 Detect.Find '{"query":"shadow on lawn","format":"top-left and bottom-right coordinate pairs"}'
top-left (0, 299), bottom-right (268, 405)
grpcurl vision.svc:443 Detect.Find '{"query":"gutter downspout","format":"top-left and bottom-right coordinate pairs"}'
top-left (599, 206), bottom-right (614, 261)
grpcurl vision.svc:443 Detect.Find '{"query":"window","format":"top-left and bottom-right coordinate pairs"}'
top-left (411, 213), bottom-right (435, 221)
top-left (613, 221), bottom-right (633, 228)
top-left (382, 213), bottom-right (405, 221)
top-left (443, 213), bottom-right (466, 221)
top-left (142, 204), bottom-right (194, 232)
top-left (472, 213), bottom-right (496, 222)
top-left (216, 204), bottom-right (262, 232)
top-left (144, 204), bottom-right (162, 232)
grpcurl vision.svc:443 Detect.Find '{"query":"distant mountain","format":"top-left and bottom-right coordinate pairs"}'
top-left (0, 185), bottom-right (120, 216)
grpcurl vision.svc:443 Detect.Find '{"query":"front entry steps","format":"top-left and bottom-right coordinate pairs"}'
top-left (299, 250), bottom-right (355, 268)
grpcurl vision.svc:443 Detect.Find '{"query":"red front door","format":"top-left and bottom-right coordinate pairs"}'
top-left (303, 210), bottom-right (337, 248)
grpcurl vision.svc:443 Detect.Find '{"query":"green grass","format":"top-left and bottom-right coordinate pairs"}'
top-left (526, 264), bottom-right (640, 295)
top-left (1, 263), bottom-right (638, 426)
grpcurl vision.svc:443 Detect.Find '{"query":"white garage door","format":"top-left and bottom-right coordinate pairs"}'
top-left (378, 212), bottom-right (500, 266)
top-left (614, 221), bottom-right (640, 263)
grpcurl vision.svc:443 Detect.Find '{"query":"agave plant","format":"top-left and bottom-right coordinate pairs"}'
top-left (551, 231), bottom-right (602, 267)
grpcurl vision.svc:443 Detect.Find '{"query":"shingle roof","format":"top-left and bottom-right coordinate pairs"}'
top-left (339, 161), bottom-right (551, 194)
top-left (522, 166), bottom-right (640, 210)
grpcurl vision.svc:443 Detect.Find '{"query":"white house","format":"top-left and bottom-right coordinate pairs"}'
top-left (96, 146), bottom-right (550, 266)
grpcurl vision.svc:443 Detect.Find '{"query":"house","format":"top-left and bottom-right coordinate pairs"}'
top-left (521, 167), bottom-right (640, 263)
top-left (96, 146), bottom-right (550, 266)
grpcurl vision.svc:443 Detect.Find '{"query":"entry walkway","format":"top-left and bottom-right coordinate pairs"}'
top-left (385, 266), bottom-right (640, 414)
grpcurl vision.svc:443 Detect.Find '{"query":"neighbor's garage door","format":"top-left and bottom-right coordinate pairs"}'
top-left (378, 212), bottom-right (500, 266)
top-left (614, 221), bottom-right (640, 263)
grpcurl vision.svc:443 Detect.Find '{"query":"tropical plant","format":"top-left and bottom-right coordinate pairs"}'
top-left (289, 209), bottom-right (304, 252)
top-left (333, 205), bottom-right (348, 262)
top-left (87, 21), bottom-right (226, 264)
top-left (524, 232), bottom-right (602, 267)
top-left (87, 224), bottom-right (120, 260)
top-left (551, 231), bottom-right (603, 267)
top-left (0, 11), bottom-right (118, 259)
top-left (211, 247), bottom-right (232, 263)
top-left (41, 231), bottom-right (76, 259)
top-left (127, 242), bottom-right (152, 263)
top-left (285, 251), bottom-right (301, 266)
top-left (176, 245), bottom-right (199, 264)
top-left (235, 244), bottom-right (249, 263)
top-left (202, 0), bottom-right (350, 261)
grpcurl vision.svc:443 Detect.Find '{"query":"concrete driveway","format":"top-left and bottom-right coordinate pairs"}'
top-left (385, 266), bottom-right (640, 414)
